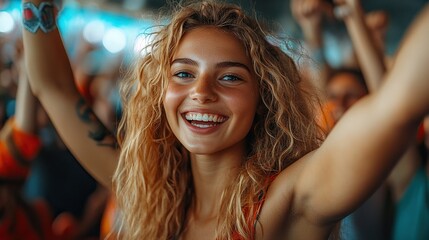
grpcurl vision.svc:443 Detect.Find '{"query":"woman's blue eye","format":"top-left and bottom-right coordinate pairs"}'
top-left (222, 75), bottom-right (241, 81)
top-left (175, 72), bottom-right (194, 78)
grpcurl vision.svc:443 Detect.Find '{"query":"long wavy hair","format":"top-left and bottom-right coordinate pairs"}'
top-left (114, 1), bottom-right (323, 239)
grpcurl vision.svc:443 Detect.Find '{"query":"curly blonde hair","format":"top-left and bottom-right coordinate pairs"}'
top-left (114, 1), bottom-right (322, 239)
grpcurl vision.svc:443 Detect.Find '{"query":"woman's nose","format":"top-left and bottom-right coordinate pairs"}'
top-left (189, 76), bottom-right (218, 103)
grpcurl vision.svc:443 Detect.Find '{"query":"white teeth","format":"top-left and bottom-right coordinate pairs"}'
top-left (184, 112), bottom-right (226, 123)
top-left (191, 122), bottom-right (216, 128)
top-left (202, 114), bottom-right (208, 121)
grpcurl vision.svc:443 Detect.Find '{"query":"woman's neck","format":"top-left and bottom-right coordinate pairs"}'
top-left (189, 146), bottom-right (244, 219)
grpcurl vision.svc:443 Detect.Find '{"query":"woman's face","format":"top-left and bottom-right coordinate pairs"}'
top-left (163, 27), bottom-right (259, 156)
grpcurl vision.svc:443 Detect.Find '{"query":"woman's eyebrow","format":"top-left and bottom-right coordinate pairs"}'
top-left (216, 61), bottom-right (251, 73)
top-left (172, 58), bottom-right (251, 73)
top-left (171, 58), bottom-right (198, 66)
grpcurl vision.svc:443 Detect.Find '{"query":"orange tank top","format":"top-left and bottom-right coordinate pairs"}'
top-left (231, 174), bottom-right (277, 240)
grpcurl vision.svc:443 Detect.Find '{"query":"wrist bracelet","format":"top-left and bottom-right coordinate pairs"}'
top-left (22, 1), bottom-right (57, 33)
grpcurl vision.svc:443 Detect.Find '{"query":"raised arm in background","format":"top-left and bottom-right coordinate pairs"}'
top-left (334, 0), bottom-right (386, 91)
top-left (0, 40), bottom-right (54, 240)
top-left (290, 0), bottom-right (332, 93)
top-left (14, 54), bottom-right (37, 135)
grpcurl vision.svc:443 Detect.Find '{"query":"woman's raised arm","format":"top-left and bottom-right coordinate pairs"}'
top-left (294, 3), bottom-right (429, 224)
top-left (21, 0), bottom-right (118, 188)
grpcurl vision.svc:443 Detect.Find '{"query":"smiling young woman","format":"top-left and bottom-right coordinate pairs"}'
top-left (164, 27), bottom-right (260, 155)
top-left (22, 0), bottom-right (429, 239)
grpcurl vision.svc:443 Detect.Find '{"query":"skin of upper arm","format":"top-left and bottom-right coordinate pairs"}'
top-left (38, 87), bottom-right (119, 188)
top-left (291, 88), bottom-right (420, 225)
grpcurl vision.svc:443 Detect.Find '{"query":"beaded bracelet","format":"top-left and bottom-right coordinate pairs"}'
top-left (22, 1), bottom-right (57, 33)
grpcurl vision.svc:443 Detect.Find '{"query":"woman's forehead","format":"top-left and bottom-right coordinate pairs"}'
top-left (173, 27), bottom-right (252, 66)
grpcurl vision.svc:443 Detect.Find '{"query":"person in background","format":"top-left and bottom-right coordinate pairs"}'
top-left (0, 37), bottom-right (110, 240)
top-left (0, 40), bottom-right (53, 239)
